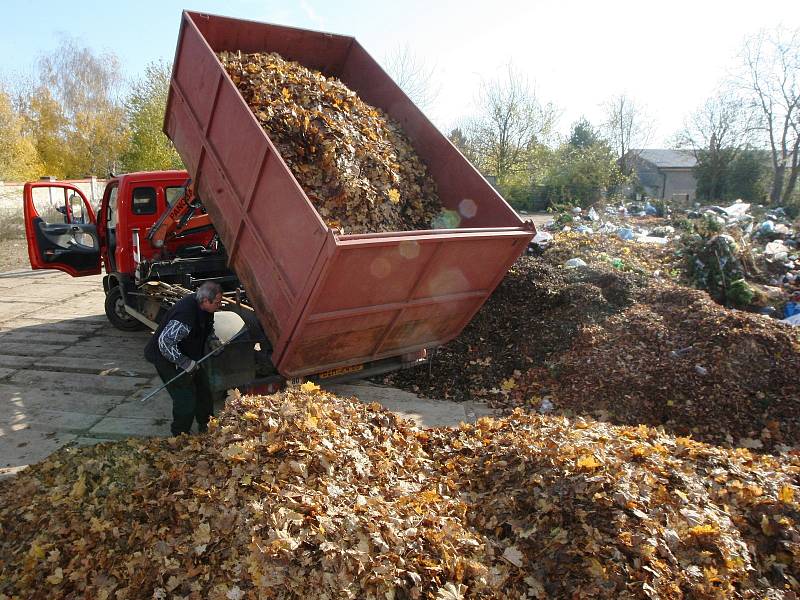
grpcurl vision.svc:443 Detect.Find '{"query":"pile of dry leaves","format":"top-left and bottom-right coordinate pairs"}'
top-left (219, 51), bottom-right (441, 234)
top-left (2, 389), bottom-right (799, 598)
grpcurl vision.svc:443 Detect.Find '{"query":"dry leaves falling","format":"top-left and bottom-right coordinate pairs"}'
top-left (218, 50), bottom-right (442, 234)
top-left (2, 390), bottom-right (800, 598)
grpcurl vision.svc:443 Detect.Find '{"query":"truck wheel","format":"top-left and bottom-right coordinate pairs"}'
top-left (104, 286), bottom-right (145, 331)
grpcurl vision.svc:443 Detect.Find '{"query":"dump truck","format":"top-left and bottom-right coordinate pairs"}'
top-left (22, 10), bottom-right (535, 393)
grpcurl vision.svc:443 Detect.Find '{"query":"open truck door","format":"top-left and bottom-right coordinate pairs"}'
top-left (23, 182), bottom-right (101, 277)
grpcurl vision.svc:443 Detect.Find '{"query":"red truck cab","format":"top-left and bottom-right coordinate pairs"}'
top-left (24, 171), bottom-right (222, 330)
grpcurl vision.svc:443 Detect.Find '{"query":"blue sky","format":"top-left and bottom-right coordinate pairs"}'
top-left (1, 0), bottom-right (798, 144)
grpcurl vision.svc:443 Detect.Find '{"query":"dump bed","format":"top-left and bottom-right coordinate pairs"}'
top-left (165, 11), bottom-right (535, 377)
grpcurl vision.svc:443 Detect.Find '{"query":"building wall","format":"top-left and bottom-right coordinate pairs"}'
top-left (632, 158), bottom-right (697, 202)
top-left (632, 158), bottom-right (663, 198)
top-left (662, 169), bottom-right (696, 203)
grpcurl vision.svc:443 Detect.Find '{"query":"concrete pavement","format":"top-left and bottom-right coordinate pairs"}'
top-left (0, 268), bottom-right (490, 480)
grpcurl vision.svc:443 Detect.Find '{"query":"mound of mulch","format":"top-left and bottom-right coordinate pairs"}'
top-left (384, 256), bottom-right (647, 402)
top-left (386, 232), bottom-right (800, 452)
top-left (505, 283), bottom-right (800, 453)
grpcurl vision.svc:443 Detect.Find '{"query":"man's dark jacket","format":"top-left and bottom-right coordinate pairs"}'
top-left (144, 293), bottom-right (213, 365)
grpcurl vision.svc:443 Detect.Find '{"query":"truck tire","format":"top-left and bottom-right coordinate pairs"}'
top-left (104, 286), bottom-right (146, 331)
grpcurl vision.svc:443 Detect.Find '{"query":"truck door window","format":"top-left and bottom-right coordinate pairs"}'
top-left (107, 186), bottom-right (119, 228)
top-left (132, 187), bottom-right (157, 215)
top-left (31, 186), bottom-right (71, 224)
top-left (165, 186), bottom-right (184, 206)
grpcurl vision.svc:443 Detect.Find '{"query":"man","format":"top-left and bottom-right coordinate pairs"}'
top-left (144, 281), bottom-right (223, 435)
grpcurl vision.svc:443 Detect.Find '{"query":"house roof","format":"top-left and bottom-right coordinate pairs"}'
top-left (633, 149), bottom-right (697, 169)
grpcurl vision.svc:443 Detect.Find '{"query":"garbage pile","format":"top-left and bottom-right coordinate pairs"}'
top-left (218, 51), bottom-right (441, 234)
top-left (541, 200), bottom-right (800, 318)
top-left (534, 205), bottom-right (678, 251)
top-left (2, 388), bottom-right (800, 599)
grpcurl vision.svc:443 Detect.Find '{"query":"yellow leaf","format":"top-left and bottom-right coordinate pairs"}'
top-left (46, 567), bottom-right (63, 585)
top-left (29, 543), bottom-right (46, 560)
top-left (300, 381), bottom-right (321, 394)
top-left (576, 455), bottom-right (601, 470)
top-left (587, 557), bottom-right (606, 578)
top-left (69, 475), bottom-right (86, 498)
top-left (500, 378), bottom-right (516, 391)
top-left (387, 189), bottom-right (400, 204)
top-left (688, 524), bottom-right (717, 536)
top-left (779, 485), bottom-right (795, 503)
top-left (281, 87), bottom-right (291, 101)
top-left (242, 411), bottom-right (259, 421)
top-left (761, 514), bottom-right (776, 536)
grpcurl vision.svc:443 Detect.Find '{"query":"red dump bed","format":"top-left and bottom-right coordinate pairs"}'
top-left (165, 11), bottom-right (534, 377)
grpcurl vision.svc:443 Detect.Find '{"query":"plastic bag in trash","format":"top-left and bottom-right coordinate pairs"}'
top-left (651, 225), bottom-right (675, 237)
top-left (587, 207), bottom-right (600, 221)
top-left (759, 220), bottom-right (775, 234)
top-left (564, 258), bottom-right (587, 268)
top-left (775, 223), bottom-right (791, 236)
top-left (618, 228), bottom-right (635, 241)
top-left (575, 225), bottom-right (593, 234)
top-left (785, 301), bottom-right (800, 318)
top-left (636, 236), bottom-right (669, 245)
top-left (644, 203), bottom-right (657, 216)
top-left (781, 313), bottom-right (800, 326)
top-left (765, 240), bottom-right (789, 261)
top-left (571, 206), bottom-right (582, 215)
top-left (532, 231), bottom-right (553, 245)
top-left (539, 398), bottom-right (554, 414)
top-left (723, 201), bottom-right (750, 217)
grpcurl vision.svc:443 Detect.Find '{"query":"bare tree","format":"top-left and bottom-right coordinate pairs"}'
top-left (739, 26), bottom-right (800, 204)
top-left (676, 89), bottom-right (753, 153)
top-left (465, 65), bottom-right (558, 183)
top-left (673, 90), bottom-right (758, 200)
top-left (383, 44), bottom-right (440, 110)
top-left (601, 94), bottom-right (654, 176)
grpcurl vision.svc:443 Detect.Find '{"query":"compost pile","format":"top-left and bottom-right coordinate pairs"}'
top-left (218, 50), bottom-right (441, 234)
top-left (2, 389), bottom-right (800, 599)
top-left (386, 232), bottom-right (800, 452)
top-left (385, 256), bottom-right (648, 402)
top-left (507, 283), bottom-right (800, 453)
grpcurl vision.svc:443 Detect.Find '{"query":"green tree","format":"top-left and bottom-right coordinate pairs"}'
top-left (447, 127), bottom-right (479, 165)
top-left (120, 60), bottom-right (183, 172)
top-left (568, 118), bottom-right (600, 149)
top-left (675, 90), bottom-right (754, 202)
top-left (20, 38), bottom-right (128, 177)
top-left (0, 89), bottom-right (42, 180)
top-left (726, 149), bottom-right (769, 201)
top-left (694, 147), bottom-right (769, 202)
top-left (540, 140), bottom-right (625, 207)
